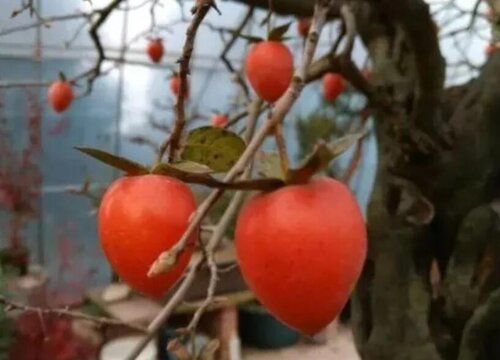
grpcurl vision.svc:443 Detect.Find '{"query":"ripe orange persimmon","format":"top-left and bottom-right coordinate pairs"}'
top-left (235, 177), bottom-right (367, 335)
top-left (170, 75), bottom-right (189, 99)
top-left (48, 79), bottom-right (74, 113)
top-left (297, 18), bottom-right (312, 38)
top-left (211, 113), bottom-right (229, 128)
top-left (147, 38), bottom-right (164, 63)
top-left (98, 175), bottom-right (197, 298)
top-left (323, 73), bottom-right (345, 102)
top-left (245, 41), bottom-right (294, 103)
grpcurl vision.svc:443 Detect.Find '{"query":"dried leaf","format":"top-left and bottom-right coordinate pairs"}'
top-left (75, 147), bottom-right (149, 176)
top-left (181, 127), bottom-right (246, 173)
top-left (232, 32), bottom-right (262, 43)
top-left (286, 133), bottom-right (365, 184)
top-left (268, 22), bottom-right (292, 41)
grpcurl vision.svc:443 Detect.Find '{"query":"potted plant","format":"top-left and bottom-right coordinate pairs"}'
top-left (238, 302), bottom-right (300, 349)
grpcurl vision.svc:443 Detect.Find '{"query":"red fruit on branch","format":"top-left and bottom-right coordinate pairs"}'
top-left (170, 75), bottom-right (190, 99)
top-left (323, 73), bottom-right (345, 102)
top-left (211, 113), bottom-right (228, 128)
top-left (486, 43), bottom-right (497, 56)
top-left (48, 79), bottom-right (74, 113)
top-left (297, 18), bottom-right (312, 38)
top-left (245, 41), bottom-right (294, 103)
top-left (98, 175), bottom-right (197, 298)
top-left (235, 177), bottom-right (367, 335)
top-left (147, 38), bottom-right (164, 63)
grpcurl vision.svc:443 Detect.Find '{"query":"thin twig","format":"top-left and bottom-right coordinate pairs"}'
top-left (0, 13), bottom-right (90, 37)
top-left (274, 122), bottom-right (289, 175)
top-left (167, 0), bottom-right (216, 162)
top-left (0, 294), bottom-right (147, 333)
top-left (340, 4), bottom-right (355, 57)
top-left (220, 7), bottom-right (254, 100)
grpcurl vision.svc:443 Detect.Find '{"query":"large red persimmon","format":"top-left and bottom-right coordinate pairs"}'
top-left (211, 113), bottom-right (229, 128)
top-left (245, 41), bottom-right (294, 103)
top-left (98, 175), bottom-right (197, 298)
top-left (147, 38), bottom-right (164, 63)
top-left (235, 177), bottom-right (367, 335)
top-left (48, 80), bottom-right (74, 113)
top-left (297, 18), bottom-right (312, 38)
top-left (170, 75), bottom-right (190, 99)
top-left (323, 73), bottom-right (345, 102)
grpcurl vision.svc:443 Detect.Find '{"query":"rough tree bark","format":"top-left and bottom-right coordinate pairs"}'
top-left (231, 1), bottom-right (500, 359)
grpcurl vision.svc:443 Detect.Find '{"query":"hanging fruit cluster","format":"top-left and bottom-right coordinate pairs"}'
top-left (76, 13), bottom-right (367, 337)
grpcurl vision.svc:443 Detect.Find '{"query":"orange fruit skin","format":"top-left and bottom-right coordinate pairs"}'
top-left (170, 75), bottom-right (189, 99)
top-left (98, 175), bottom-right (197, 299)
top-left (245, 41), bottom-right (294, 103)
top-left (48, 80), bottom-right (74, 113)
top-left (323, 73), bottom-right (345, 102)
top-left (211, 114), bottom-right (228, 128)
top-left (297, 18), bottom-right (312, 38)
top-left (147, 39), bottom-right (164, 63)
top-left (235, 177), bottom-right (367, 335)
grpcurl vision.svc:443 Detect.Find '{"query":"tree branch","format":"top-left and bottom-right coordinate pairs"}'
top-left (0, 294), bottom-right (146, 333)
top-left (165, 0), bottom-right (216, 163)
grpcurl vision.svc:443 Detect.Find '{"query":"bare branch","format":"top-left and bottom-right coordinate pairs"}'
top-left (220, 7), bottom-right (255, 101)
top-left (166, 0), bottom-right (217, 163)
top-left (0, 294), bottom-right (146, 333)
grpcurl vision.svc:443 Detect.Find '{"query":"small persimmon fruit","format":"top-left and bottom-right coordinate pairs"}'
top-left (147, 38), bottom-right (164, 63)
top-left (245, 41), bottom-right (294, 103)
top-left (48, 79), bottom-right (74, 113)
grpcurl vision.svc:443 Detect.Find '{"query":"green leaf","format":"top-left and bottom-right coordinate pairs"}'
top-left (169, 161), bottom-right (214, 174)
top-left (256, 152), bottom-right (285, 180)
top-left (268, 22), bottom-right (292, 41)
top-left (75, 147), bottom-right (149, 175)
top-left (152, 163), bottom-right (285, 191)
top-left (181, 127), bottom-right (246, 173)
top-left (286, 133), bottom-right (365, 184)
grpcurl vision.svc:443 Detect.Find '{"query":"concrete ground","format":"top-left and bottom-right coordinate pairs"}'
top-left (243, 322), bottom-right (360, 360)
